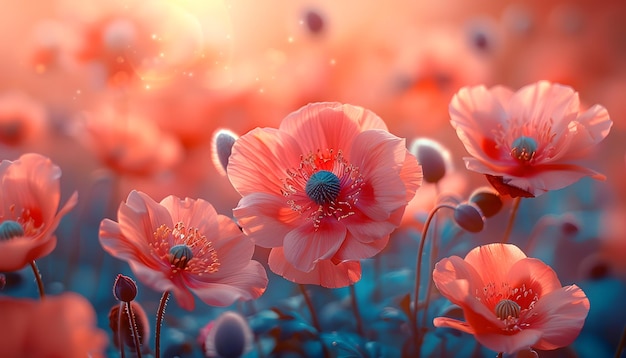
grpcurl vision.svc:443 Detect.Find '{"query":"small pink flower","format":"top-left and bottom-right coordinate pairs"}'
top-left (449, 80), bottom-right (612, 197)
top-left (228, 102), bottom-right (422, 287)
top-left (0, 92), bottom-right (46, 147)
top-left (0, 153), bottom-right (78, 272)
top-left (0, 293), bottom-right (108, 358)
top-left (99, 190), bottom-right (268, 310)
top-left (433, 243), bottom-right (590, 354)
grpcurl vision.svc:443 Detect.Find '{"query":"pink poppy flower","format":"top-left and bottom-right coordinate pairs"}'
top-left (228, 102), bottom-right (422, 287)
top-left (0, 91), bottom-right (46, 148)
top-left (0, 292), bottom-right (108, 358)
top-left (64, 0), bottom-right (207, 88)
top-left (449, 80), bottom-right (612, 197)
top-left (73, 104), bottom-right (183, 176)
top-left (433, 243), bottom-right (590, 354)
top-left (99, 190), bottom-right (268, 310)
top-left (0, 153), bottom-right (78, 272)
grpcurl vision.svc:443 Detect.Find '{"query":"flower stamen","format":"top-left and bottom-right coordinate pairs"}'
top-left (281, 149), bottom-right (364, 230)
top-left (152, 222), bottom-right (220, 276)
top-left (510, 136), bottom-right (538, 163)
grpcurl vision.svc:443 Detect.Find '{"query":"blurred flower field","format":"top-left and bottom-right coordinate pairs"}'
top-left (1, 1), bottom-right (626, 357)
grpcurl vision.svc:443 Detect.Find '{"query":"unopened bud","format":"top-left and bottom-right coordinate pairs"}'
top-left (559, 215), bottom-right (580, 236)
top-left (109, 301), bottom-right (150, 352)
top-left (304, 9), bottom-right (325, 35)
top-left (409, 138), bottom-right (450, 184)
top-left (469, 187), bottom-right (503, 218)
top-left (203, 311), bottom-right (253, 358)
top-left (211, 129), bottom-right (239, 176)
top-left (453, 203), bottom-right (484, 233)
top-left (113, 274), bottom-right (137, 302)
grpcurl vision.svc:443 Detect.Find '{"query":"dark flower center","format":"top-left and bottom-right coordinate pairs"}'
top-left (495, 299), bottom-right (521, 320)
top-left (0, 220), bottom-right (24, 240)
top-left (305, 170), bottom-right (341, 205)
top-left (169, 244), bottom-right (194, 270)
top-left (510, 136), bottom-right (537, 162)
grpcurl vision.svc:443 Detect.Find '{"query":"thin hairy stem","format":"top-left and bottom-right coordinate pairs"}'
top-left (349, 284), bottom-right (364, 337)
top-left (29, 260), bottom-right (45, 300)
top-left (118, 302), bottom-right (126, 358)
top-left (126, 302), bottom-right (143, 358)
top-left (298, 284), bottom-right (329, 358)
top-left (155, 291), bottom-right (170, 358)
top-left (412, 204), bottom-right (456, 352)
top-left (299, 284), bottom-right (321, 332)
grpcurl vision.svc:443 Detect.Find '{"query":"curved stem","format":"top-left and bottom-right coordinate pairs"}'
top-left (497, 353), bottom-right (503, 358)
top-left (29, 260), bottom-right (45, 300)
top-left (126, 301), bottom-right (143, 358)
top-left (412, 204), bottom-right (456, 350)
top-left (118, 302), bottom-right (126, 358)
top-left (298, 284), bottom-right (329, 358)
top-left (502, 197), bottom-right (522, 244)
top-left (349, 284), bottom-right (364, 337)
top-left (298, 284), bottom-right (321, 332)
top-left (418, 199), bottom-right (443, 344)
top-left (155, 291), bottom-right (170, 358)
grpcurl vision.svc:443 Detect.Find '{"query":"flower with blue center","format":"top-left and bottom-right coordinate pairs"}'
top-left (228, 102), bottom-right (422, 287)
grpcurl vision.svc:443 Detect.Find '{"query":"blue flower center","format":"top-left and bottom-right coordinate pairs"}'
top-left (510, 136), bottom-right (537, 162)
top-left (0, 220), bottom-right (24, 240)
top-left (305, 170), bottom-right (341, 205)
top-left (169, 244), bottom-right (193, 269)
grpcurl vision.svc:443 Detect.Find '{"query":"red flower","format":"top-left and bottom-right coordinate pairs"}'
top-left (228, 102), bottom-right (422, 287)
top-left (0, 153), bottom-right (78, 271)
top-left (99, 190), bottom-right (268, 310)
top-left (0, 293), bottom-right (108, 358)
top-left (449, 81), bottom-right (612, 197)
top-left (433, 243), bottom-right (590, 354)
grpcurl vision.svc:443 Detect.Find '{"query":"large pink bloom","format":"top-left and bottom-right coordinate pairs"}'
top-left (228, 102), bottom-right (422, 287)
top-left (433, 243), bottom-right (590, 354)
top-left (0, 293), bottom-right (108, 358)
top-left (449, 81), bottom-right (612, 197)
top-left (0, 153), bottom-right (78, 271)
top-left (99, 190), bottom-right (268, 310)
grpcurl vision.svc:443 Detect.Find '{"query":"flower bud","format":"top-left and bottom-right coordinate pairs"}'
top-left (409, 138), bottom-right (451, 184)
top-left (559, 215), bottom-right (580, 236)
top-left (109, 301), bottom-right (150, 352)
top-left (113, 274), bottom-right (137, 302)
top-left (211, 129), bottom-right (239, 176)
top-left (469, 187), bottom-right (502, 218)
top-left (203, 311), bottom-right (253, 358)
top-left (453, 203), bottom-right (484, 233)
top-left (304, 9), bottom-right (324, 35)
top-left (579, 253), bottom-right (611, 281)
